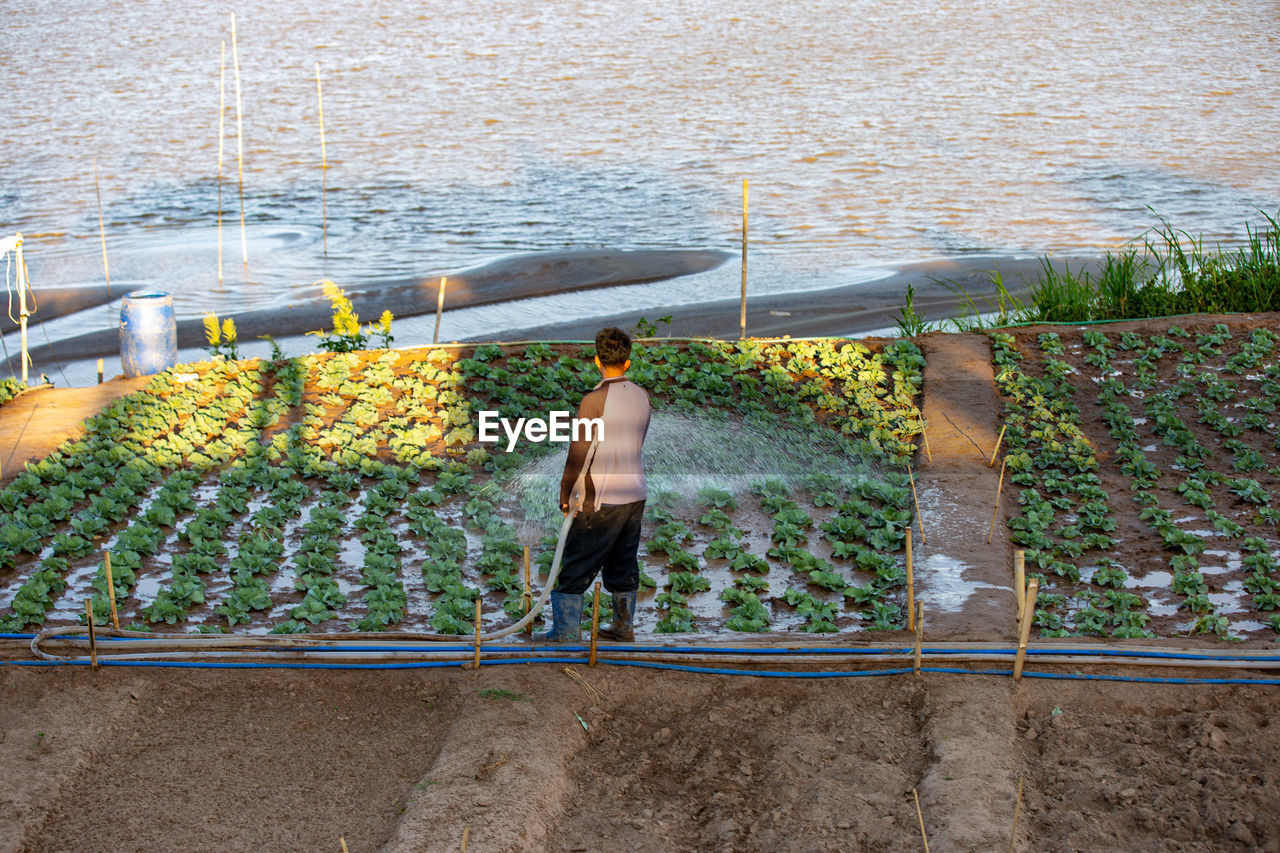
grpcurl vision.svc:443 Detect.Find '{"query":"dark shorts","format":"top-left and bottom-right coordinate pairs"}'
top-left (555, 500), bottom-right (645, 596)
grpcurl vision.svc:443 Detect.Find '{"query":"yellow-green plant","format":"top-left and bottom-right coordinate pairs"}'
top-left (374, 309), bottom-right (394, 349)
top-left (308, 281), bottom-right (394, 352)
top-left (203, 314), bottom-right (239, 360)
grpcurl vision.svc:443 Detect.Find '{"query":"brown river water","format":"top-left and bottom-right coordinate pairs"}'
top-left (1, 0), bottom-right (1277, 364)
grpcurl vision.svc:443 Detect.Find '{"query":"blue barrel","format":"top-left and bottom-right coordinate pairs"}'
top-left (119, 291), bottom-right (177, 378)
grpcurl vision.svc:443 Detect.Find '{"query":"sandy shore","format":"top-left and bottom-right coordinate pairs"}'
top-left (6, 249), bottom-right (1105, 376)
top-left (4, 248), bottom-right (728, 372)
top-left (497, 253), bottom-right (1106, 341)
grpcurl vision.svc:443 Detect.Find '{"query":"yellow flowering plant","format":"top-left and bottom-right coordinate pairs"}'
top-left (203, 313), bottom-right (240, 360)
top-left (307, 280), bottom-right (394, 352)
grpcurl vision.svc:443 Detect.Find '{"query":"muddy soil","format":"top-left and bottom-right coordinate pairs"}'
top-left (3, 315), bottom-right (1280, 852)
top-left (1, 664), bottom-right (1278, 853)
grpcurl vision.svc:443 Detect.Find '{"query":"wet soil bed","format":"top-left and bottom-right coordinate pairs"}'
top-left (2, 664), bottom-right (1277, 852)
top-left (2, 315), bottom-right (1280, 851)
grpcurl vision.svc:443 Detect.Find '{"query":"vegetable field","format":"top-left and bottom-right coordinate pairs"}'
top-left (0, 338), bottom-right (926, 637)
top-left (992, 320), bottom-right (1280, 640)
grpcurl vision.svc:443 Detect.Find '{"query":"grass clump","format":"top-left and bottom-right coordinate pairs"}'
top-left (476, 687), bottom-right (530, 702)
top-left (1030, 211), bottom-right (1280, 322)
top-left (900, 211), bottom-right (1280, 331)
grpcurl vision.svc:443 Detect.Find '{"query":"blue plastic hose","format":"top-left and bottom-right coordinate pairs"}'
top-left (4, 656), bottom-right (1280, 686)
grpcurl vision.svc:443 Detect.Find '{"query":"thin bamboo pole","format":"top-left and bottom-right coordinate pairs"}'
top-left (472, 596), bottom-right (482, 669)
top-left (460, 826), bottom-right (469, 853)
top-left (912, 788), bottom-right (930, 852)
top-left (93, 157), bottom-right (110, 296)
top-left (921, 425), bottom-right (932, 463)
top-left (1013, 578), bottom-right (1038, 681)
top-left (434, 277), bottom-right (447, 344)
top-left (104, 551), bottom-right (119, 630)
top-left (989, 424), bottom-right (1007, 467)
top-left (339, 837), bottom-right (349, 853)
top-left (988, 456), bottom-right (1007, 544)
top-left (85, 600), bottom-right (99, 670)
top-left (913, 601), bottom-right (923, 675)
top-left (739, 179), bottom-right (748, 340)
top-left (907, 464), bottom-right (927, 546)
top-left (905, 526), bottom-right (915, 633)
top-left (96, 358), bottom-right (104, 385)
top-left (522, 546), bottom-right (532, 636)
top-left (1008, 776), bottom-right (1024, 853)
top-left (218, 40), bottom-right (226, 288)
top-left (588, 582), bottom-right (601, 667)
top-left (231, 13), bottom-right (247, 267)
top-left (315, 61), bottom-right (327, 257)
top-left (1014, 550), bottom-right (1026, 623)
top-left (16, 236), bottom-right (29, 385)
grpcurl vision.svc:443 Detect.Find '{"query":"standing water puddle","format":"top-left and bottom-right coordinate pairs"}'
top-left (913, 554), bottom-right (1008, 614)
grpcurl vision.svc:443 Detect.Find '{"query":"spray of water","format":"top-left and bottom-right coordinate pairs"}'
top-left (493, 409), bottom-right (888, 542)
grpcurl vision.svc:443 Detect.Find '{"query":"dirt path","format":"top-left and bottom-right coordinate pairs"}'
top-left (913, 332), bottom-right (1016, 642)
top-left (0, 379), bottom-right (148, 485)
top-left (3, 665), bottom-right (1278, 852)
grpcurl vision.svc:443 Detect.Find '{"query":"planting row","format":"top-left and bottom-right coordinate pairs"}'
top-left (0, 338), bottom-right (925, 637)
top-left (992, 323), bottom-right (1280, 640)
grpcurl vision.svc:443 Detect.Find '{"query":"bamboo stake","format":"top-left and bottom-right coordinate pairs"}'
top-left (988, 456), bottom-right (1007, 545)
top-left (433, 277), bottom-right (447, 344)
top-left (988, 424), bottom-right (1007, 467)
top-left (93, 157), bottom-right (110, 295)
top-left (85, 600), bottom-right (99, 670)
top-left (912, 787), bottom-right (930, 852)
top-left (1009, 776), bottom-right (1024, 853)
top-left (1014, 550), bottom-right (1026, 624)
top-left (905, 526), bottom-right (915, 633)
top-left (907, 464), bottom-right (927, 546)
top-left (16, 236), bottom-right (29, 385)
top-left (472, 596), bottom-right (482, 670)
top-left (522, 546), bottom-right (533, 635)
top-left (339, 837), bottom-right (349, 853)
top-left (231, 12), bottom-right (247, 267)
top-left (921, 425), bottom-right (932, 463)
top-left (913, 601), bottom-right (923, 675)
top-left (1013, 578), bottom-right (1038, 681)
top-left (315, 61), bottom-right (328, 258)
top-left (739, 179), bottom-right (748, 340)
top-left (460, 826), bottom-right (469, 852)
top-left (218, 39), bottom-right (226, 288)
top-left (104, 550), bottom-right (119, 630)
top-left (588, 582), bottom-right (601, 667)
top-left (96, 358), bottom-right (104, 385)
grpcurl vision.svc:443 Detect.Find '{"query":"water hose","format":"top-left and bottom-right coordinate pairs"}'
top-left (6, 655), bottom-right (1280, 686)
top-left (461, 433), bottom-right (598, 641)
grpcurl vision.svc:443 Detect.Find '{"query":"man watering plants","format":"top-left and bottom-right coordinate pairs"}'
top-left (540, 327), bottom-right (651, 643)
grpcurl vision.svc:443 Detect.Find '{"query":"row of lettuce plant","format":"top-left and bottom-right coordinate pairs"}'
top-left (0, 337), bottom-right (924, 635)
top-left (988, 332), bottom-right (1140, 638)
top-left (1077, 324), bottom-right (1280, 637)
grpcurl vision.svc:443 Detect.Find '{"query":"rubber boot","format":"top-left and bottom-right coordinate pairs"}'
top-left (538, 590), bottom-right (583, 642)
top-left (598, 590), bottom-right (637, 642)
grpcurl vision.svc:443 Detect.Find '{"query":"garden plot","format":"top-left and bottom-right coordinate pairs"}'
top-left (0, 338), bottom-right (925, 639)
top-left (991, 321), bottom-right (1280, 640)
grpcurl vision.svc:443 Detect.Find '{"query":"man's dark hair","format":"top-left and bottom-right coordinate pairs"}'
top-left (594, 327), bottom-right (632, 367)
